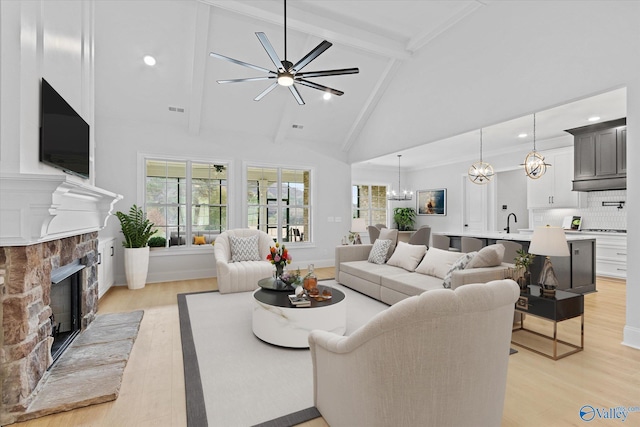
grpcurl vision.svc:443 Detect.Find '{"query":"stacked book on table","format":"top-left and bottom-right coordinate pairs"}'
top-left (288, 294), bottom-right (311, 307)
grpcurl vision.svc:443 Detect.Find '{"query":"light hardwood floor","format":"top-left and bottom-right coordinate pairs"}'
top-left (12, 273), bottom-right (640, 427)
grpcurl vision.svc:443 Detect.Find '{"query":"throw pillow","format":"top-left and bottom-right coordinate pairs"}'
top-left (378, 228), bottom-right (399, 260)
top-left (368, 239), bottom-right (392, 264)
top-left (194, 235), bottom-right (206, 245)
top-left (466, 244), bottom-right (505, 269)
top-left (229, 234), bottom-right (261, 262)
top-left (415, 247), bottom-right (468, 279)
top-left (386, 241), bottom-right (427, 272)
top-left (442, 252), bottom-right (477, 289)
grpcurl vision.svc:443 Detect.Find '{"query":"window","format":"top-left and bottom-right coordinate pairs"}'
top-left (247, 166), bottom-right (311, 243)
top-left (145, 158), bottom-right (228, 247)
top-left (352, 184), bottom-right (387, 226)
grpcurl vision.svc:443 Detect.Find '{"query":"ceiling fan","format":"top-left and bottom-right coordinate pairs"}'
top-left (209, 0), bottom-right (359, 105)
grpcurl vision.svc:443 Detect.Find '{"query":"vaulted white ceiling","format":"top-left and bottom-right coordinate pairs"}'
top-left (94, 0), bottom-right (627, 167)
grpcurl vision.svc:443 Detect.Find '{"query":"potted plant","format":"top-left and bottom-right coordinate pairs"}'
top-left (148, 236), bottom-right (166, 250)
top-left (115, 204), bottom-right (157, 289)
top-left (514, 248), bottom-right (535, 290)
top-left (393, 207), bottom-right (416, 231)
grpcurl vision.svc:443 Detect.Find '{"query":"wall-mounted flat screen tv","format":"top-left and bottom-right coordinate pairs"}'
top-left (40, 78), bottom-right (90, 179)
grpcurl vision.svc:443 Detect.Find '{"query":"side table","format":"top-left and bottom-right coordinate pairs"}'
top-left (512, 285), bottom-right (584, 360)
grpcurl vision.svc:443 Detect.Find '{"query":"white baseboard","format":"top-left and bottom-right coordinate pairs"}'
top-left (622, 325), bottom-right (640, 350)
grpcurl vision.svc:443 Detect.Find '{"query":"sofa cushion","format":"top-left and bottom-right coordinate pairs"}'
top-left (386, 241), bottom-right (427, 272)
top-left (466, 244), bottom-right (505, 269)
top-left (341, 260), bottom-right (406, 285)
top-left (378, 228), bottom-right (398, 260)
top-left (381, 272), bottom-right (446, 296)
top-left (368, 239), bottom-right (392, 264)
top-left (229, 234), bottom-right (261, 262)
top-left (194, 235), bottom-right (206, 245)
top-left (443, 252), bottom-right (477, 288)
top-left (415, 247), bottom-right (465, 279)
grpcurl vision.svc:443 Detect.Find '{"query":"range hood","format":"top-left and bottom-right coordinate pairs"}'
top-left (572, 177), bottom-right (626, 192)
top-left (565, 118), bottom-right (626, 192)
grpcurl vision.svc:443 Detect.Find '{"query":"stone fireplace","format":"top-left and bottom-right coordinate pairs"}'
top-left (0, 174), bottom-right (122, 425)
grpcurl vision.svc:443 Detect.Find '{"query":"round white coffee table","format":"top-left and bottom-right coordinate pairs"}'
top-left (252, 285), bottom-right (346, 348)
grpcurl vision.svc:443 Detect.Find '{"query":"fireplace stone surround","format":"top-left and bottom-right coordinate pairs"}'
top-left (0, 233), bottom-right (99, 424)
top-left (0, 173), bottom-right (122, 425)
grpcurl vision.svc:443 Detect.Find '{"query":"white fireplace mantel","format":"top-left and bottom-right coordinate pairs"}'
top-left (0, 174), bottom-right (123, 246)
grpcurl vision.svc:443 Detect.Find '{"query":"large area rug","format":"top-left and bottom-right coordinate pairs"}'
top-left (178, 281), bottom-right (389, 427)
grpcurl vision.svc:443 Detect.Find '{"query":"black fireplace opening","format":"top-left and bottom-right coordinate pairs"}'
top-left (49, 260), bottom-right (85, 366)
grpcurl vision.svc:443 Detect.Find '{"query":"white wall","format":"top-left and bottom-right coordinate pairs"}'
top-left (95, 117), bottom-right (352, 284)
top-left (0, 0), bottom-right (94, 182)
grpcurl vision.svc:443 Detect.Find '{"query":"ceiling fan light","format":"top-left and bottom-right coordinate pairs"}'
top-left (323, 92), bottom-right (332, 100)
top-left (277, 73), bottom-right (294, 86)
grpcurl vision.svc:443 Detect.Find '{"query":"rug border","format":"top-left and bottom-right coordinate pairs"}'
top-left (178, 290), bottom-right (213, 427)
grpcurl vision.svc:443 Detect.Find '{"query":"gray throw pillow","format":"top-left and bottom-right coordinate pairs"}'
top-left (378, 228), bottom-right (398, 260)
top-left (443, 252), bottom-right (477, 288)
top-left (368, 239), bottom-right (392, 264)
top-left (230, 234), bottom-right (261, 262)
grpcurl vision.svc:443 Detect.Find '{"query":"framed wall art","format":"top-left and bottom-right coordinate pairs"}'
top-left (417, 189), bottom-right (447, 216)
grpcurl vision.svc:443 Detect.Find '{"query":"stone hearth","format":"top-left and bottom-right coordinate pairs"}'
top-left (0, 232), bottom-right (99, 425)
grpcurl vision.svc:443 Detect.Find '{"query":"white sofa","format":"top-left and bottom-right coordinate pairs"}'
top-left (309, 279), bottom-right (520, 427)
top-left (335, 243), bottom-right (510, 305)
top-left (213, 229), bottom-right (274, 294)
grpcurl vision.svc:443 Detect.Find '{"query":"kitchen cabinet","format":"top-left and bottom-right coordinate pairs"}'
top-left (527, 149), bottom-right (583, 209)
top-left (581, 233), bottom-right (627, 279)
top-left (98, 237), bottom-right (115, 298)
top-left (566, 118), bottom-right (626, 191)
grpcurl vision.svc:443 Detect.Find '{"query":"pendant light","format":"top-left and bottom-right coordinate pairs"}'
top-left (387, 155), bottom-right (413, 201)
top-left (522, 113), bottom-right (551, 179)
top-left (468, 128), bottom-right (494, 184)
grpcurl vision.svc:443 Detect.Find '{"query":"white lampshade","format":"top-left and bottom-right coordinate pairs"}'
top-left (528, 226), bottom-right (570, 257)
top-left (351, 218), bottom-right (367, 233)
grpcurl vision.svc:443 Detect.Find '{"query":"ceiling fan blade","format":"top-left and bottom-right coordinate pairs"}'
top-left (290, 40), bottom-right (332, 73)
top-left (209, 52), bottom-right (274, 74)
top-left (296, 68), bottom-right (359, 78)
top-left (254, 82), bottom-right (279, 101)
top-left (217, 76), bottom-right (276, 84)
top-left (255, 32), bottom-right (285, 73)
top-left (296, 79), bottom-right (344, 96)
top-left (289, 85), bottom-right (305, 105)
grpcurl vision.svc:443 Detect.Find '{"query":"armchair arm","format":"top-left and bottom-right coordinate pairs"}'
top-left (334, 244), bottom-right (373, 280)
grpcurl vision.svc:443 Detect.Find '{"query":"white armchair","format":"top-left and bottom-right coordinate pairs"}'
top-left (213, 229), bottom-right (274, 294)
top-left (309, 279), bottom-right (520, 427)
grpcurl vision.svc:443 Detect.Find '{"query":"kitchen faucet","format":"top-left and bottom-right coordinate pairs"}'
top-left (505, 213), bottom-right (517, 234)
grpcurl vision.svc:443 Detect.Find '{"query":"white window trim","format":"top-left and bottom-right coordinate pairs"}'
top-left (137, 152), bottom-right (232, 250)
top-left (243, 160), bottom-right (315, 246)
top-left (352, 182), bottom-right (390, 227)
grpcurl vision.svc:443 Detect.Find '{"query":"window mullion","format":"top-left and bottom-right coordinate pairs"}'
top-left (186, 160), bottom-right (193, 247)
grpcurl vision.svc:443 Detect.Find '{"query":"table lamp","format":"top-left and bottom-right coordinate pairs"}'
top-left (528, 225), bottom-right (570, 296)
top-left (350, 218), bottom-right (367, 244)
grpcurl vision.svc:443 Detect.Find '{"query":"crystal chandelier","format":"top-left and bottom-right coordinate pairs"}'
top-left (387, 155), bottom-right (413, 201)
top-left (468, 128), bottom-right (494, 184)
top-left (522, 113), bottom-right (551, 179)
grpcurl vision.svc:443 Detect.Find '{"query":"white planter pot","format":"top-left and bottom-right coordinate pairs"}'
top-left (123, 247), bottom-right (150, 289)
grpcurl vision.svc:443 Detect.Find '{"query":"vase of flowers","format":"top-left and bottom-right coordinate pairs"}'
top-left (267, 242), bottom-right (294, 290)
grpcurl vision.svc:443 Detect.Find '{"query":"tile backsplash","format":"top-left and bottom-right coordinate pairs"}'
top-left (531, 190), bottom-right (627, 231)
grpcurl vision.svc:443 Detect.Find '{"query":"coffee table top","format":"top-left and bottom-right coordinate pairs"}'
top-left (253, 284), bottom-right (345, 308)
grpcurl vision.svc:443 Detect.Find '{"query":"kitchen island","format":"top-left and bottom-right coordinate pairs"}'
top-left (435, 231), bottom-right (596, 294)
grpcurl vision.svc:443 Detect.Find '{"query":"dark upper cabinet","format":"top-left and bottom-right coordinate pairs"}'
top-left (565, 118), bottom-right (626, 191)
top-left (617, 127), bottom-right (627, 174)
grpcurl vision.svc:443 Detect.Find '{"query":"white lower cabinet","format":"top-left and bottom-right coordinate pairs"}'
top-left (582, 234), bottom-right (627, 279)
top-left (98, 238), bottom-right (116, 298)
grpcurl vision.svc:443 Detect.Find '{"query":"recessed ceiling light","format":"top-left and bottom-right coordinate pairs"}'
top-left (323, 92), bottom-right (332, 100)
top-left (143, 55), bottom-right (157, 66)
top-left (518, 133), bottom-right (528, 138)
top-left (588, 116), bottom-right (600, 122)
